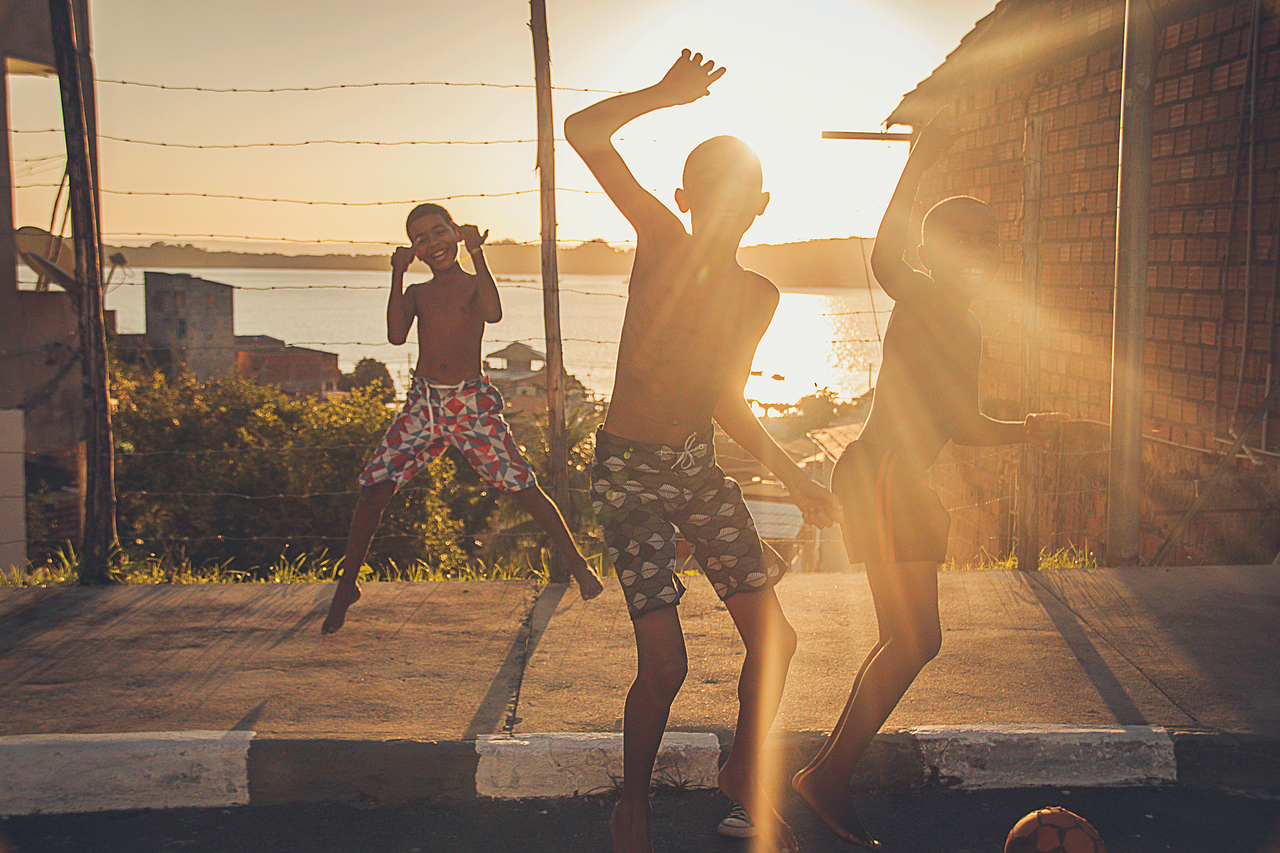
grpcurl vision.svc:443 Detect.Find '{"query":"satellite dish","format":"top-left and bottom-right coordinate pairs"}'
top-left (14, 226), bottom-right (78, 293)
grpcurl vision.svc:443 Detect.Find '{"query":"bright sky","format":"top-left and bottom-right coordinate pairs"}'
top-left (7, 0), bottom-right (997, 254)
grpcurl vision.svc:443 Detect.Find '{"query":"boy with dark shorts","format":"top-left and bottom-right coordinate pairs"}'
top-left (789, 112), bottom-right (1068, 848)
top-left (321, 204), bottom-right (603, 635)
top-left (566, 50), bottom-right (840, 853)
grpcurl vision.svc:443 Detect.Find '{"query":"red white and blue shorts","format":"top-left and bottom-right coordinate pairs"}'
top-left (831, 439), bottom-right (950, 565)
top-left (358, 375), bottom-right (537, 493)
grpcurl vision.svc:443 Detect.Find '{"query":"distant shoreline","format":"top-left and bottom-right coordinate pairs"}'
top-left (106, 235), bottom-right (877, 290)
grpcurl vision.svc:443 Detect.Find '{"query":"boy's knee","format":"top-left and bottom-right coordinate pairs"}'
top-left (638, 655), bottom-right (688, 699)
top-left (912, 626), bottom-right (942, 668)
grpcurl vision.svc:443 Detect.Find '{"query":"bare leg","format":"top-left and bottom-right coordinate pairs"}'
top-left (511, 485), bottom-right (603, 600)
top-left (792, 561), bottom-right (941, 848)
top-left (322, 480), bottom-right (396, 634)
top-left (717, 587), bottom-right (800, 853)
top-left (613, 607), bottom-right (688, 853)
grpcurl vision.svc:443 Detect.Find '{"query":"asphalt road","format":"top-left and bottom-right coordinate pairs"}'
top-left (2, 786), bottom-right (1277, 853)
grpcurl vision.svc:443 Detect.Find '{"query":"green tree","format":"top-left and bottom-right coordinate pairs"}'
top-left (338, 357), bottom-right (396, 403)
top-left (111, 363), bottom-right (468, 576)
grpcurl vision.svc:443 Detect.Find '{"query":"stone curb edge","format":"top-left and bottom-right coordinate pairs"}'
top-left (3, 726), bottom-right (1276, 815)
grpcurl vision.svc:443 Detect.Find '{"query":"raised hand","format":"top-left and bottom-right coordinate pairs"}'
top-left (391, 245), bottom-right (416, 273)
top-left (1024, 411), bottom-right (1070, 449)
top-left (457, 224), bottom-right (489, 253)
top-left (654, 49), bottom-right (726, 106)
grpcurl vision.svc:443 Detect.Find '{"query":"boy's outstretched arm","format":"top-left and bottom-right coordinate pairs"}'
top-left (387, 246), bottom-right (417, 345)
top-left (712, 303), bottom-right (841, 529)
top-left (460, 224), bottom-right (501, 323)
top-left (868, 110), bottom-right (958, 302)
top-left (565, 49), bottom-right (724, 236)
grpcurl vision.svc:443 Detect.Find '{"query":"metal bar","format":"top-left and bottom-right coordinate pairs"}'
top-left (821, 131), bottom-right (913, 141)
top-left (1105, 0), bottom-right (1155, 566)
top-left (1017, 116), bottom-right (1045, 571)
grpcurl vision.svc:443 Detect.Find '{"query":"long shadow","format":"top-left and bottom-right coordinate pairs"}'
top-left (464, 584), bottom-right (567, 739)
top-left (0, 586), bottom-right (173, 683)
top-left (1023, 573), bottom-right (1147, 725)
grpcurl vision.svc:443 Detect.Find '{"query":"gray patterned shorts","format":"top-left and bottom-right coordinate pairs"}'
top-left (591, 427), bottom-right (781, 619)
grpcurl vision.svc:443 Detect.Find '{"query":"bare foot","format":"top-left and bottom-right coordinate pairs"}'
top-left (791, 766), bottom-right (880, 849)
top-left (718, 764), bottom-right (799, 853)
top-left (321, 580), bottom-right (361, 634)
top-left (610, 798), bottom-right (652, 853)
top-left (572, 562), bottom-right (604, 601)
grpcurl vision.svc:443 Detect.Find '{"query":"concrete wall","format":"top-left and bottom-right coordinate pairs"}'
top-left (144, 272), bottom-right (235, 382)
top-left (0, 410), bottom-right (23, 572)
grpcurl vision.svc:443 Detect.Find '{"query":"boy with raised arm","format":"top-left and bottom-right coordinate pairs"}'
top-left (789, 112), bottom-right (1068, 848)
top-left (322, 203), bottom-right (602, 635)
top-left (566, 51), bottom-right (840, 853)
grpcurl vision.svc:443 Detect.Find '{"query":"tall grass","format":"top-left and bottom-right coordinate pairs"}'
top-left (1, 541), bottom-right (615, 588)
top-left (941, 543), bottom-right (1097, 571)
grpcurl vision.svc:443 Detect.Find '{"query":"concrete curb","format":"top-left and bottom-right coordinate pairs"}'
top-left (0, 731), bottom-right (253, 815)
top-left (1, 726), bottom-right (1273, 816)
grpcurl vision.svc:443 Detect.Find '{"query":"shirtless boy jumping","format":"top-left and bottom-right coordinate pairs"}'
top-left (790, 112), bottom-right (1068, 848)
top-left (567, 51), bottom-right (840, 853)
top-left (322, 204), bottom-right (602, 634)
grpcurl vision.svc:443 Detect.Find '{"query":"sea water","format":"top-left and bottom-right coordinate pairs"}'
top-left (93, 267), bottom-right (890, 407)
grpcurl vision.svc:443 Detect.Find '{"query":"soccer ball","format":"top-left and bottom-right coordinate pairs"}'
top-left (1004, 806), bottom-right (1106, 853)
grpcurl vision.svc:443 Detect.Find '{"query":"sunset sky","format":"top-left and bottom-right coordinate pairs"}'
top-left (7, 0), bottom-right (998, 254)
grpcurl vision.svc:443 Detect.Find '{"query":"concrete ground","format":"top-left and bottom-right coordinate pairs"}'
top-left (0, 567), bottom-right (1277, 813)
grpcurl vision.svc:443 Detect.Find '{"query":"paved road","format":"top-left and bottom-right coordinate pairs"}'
top-left (3, 786), bottom-right (1277, 853)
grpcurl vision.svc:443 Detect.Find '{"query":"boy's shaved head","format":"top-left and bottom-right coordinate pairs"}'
top-left (921, 196), bottom-right (994, 247)
top-left (406, 202), bottom-right (456, 236)
top-left (682, 136), bottom-right (763, 197)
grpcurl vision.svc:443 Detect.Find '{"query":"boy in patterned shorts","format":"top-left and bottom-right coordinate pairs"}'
top-left (567, 51), bottom-right (840, 853)
top-left (321, 204), bottom-right (602, 635)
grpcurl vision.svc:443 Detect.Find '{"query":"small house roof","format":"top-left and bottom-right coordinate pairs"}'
top-left (486, 341), bottom-right (546, 362)
top-left (884, 0), bottom-right (1125, 128)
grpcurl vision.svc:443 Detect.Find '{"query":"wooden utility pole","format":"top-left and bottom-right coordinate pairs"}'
top-left (530, 0), bottom-right (569, 583)
top-left (1105, 0), bottom-right (1155, 567)
top-left (47, 0), bottom-right (118, 583)
top-left (1017, 116), bottom-right (1045, 571)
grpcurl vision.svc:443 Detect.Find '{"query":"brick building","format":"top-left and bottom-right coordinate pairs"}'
top-left (874, 0), bottom-right (1280, 565)
top-left (235, 336), bottom-right (341, 399)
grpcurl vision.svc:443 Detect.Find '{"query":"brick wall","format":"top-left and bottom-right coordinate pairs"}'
top-left (898, 0), bottom-right (1280, 565)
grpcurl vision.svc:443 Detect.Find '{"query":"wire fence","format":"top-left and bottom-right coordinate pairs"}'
top-left (10, 45), bottom-right (1280, 573)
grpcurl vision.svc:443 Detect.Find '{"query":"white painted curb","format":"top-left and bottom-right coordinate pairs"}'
top-left (912, 724), bottom-right (1176, 788)
top-left (0, 731), bottom-right (255, 815)
top-left (475, 732), bottom-right (720, 799)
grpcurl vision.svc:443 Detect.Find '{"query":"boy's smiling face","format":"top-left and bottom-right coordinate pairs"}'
top-left (919, 200), bottom-right (1000, 299)
top-left (408, 213), bottom-right (460, 272)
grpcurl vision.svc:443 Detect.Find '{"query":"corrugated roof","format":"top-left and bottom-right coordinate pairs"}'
top-left (744, 500), bottom-right (804, 541)
top-left (884, 0), bottom-right (1125, 128)
top-left (807, 422), bottom-right (863, 462)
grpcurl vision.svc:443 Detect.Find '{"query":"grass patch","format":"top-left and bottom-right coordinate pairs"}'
top-left (2, 541), bottom-right (616, 588)
top-left (941, 543), bottom-right (1097, 571)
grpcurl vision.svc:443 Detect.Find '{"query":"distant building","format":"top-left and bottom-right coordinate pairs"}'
top-left (236, 336), bottom-right (341, 398)
top-left (114, 272), bottom-right (340, 398)
top-left (142, 272), bottom-right (235, 382)
top-left (484, 342), bottom-right (588, 417)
